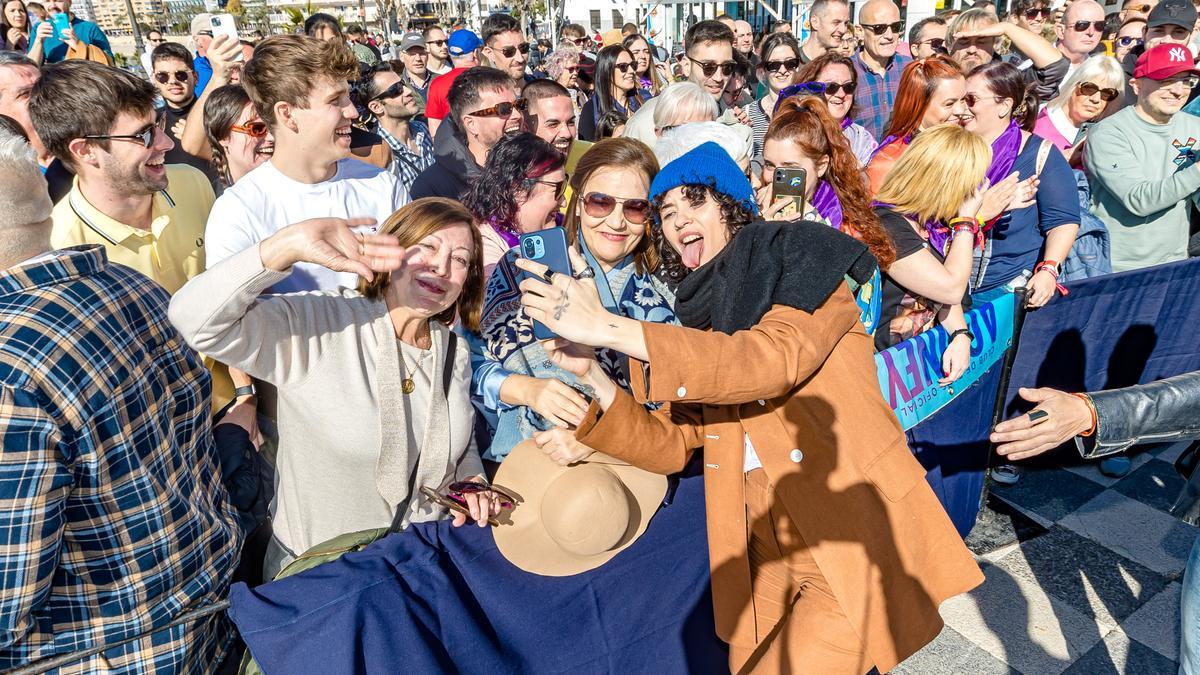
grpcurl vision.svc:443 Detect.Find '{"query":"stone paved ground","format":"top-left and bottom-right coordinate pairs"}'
top-left (897, 441), bottom-right (1196, 674)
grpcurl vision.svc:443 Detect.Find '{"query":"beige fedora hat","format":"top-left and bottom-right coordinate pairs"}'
top-left (492, 440), bottom-right (668, 577)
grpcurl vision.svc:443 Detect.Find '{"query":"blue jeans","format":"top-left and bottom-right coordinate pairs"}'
top-left (1180, 535), bottom-right (1200, 673)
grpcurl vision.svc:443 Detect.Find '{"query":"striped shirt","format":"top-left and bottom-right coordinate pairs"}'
top-left (0, 246), bottom-right (241, 672)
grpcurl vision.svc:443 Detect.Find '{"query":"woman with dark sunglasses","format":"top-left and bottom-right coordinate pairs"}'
top-left (470, 138), bottom-right (676, 464)
top-left (745, 33), bottom-right (801, 164)
top-left (960, 60), bottom-right (1079, 309)
top-left (796, 52), bottom-right (878, 165)
top-left (578, 44), bottom-right (651, 141)
top-left (1035, 55), bottom-right (1125, 156)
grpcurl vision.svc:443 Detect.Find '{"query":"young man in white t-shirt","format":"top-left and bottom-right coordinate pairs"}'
top-left (205, 35), bottom-right (409, 293)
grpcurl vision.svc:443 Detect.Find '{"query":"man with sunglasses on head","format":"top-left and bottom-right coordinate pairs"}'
top-left (360, 63), bottom-right (434, 193)
top-left (150, 41), bottom-right (218, 184)
top-left (621, 20), bottom-right (752, 147)
top-left (411, 65), bottom-right (523, 200)
top-left (424, 25), bottom-right (451, 76)
top-left (1086, 43), bottom-right (1200, 272)
top-left (850, 0), bottom-right (912, 138)
top-left (481, 13), bottom-right (532, 96)
top-left (909, 16), bottom-right (948, 59)
top-left (1055, 0), bottom-right (1108, 88)
top-left (800, 0), bottom-right (851, 64)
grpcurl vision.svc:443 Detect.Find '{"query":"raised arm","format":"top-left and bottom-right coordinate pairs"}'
top-left (180, 34), bottom-right (243, 161)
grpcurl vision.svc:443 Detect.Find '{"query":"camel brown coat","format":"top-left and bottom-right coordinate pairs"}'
top-left (576, 285), bottom-right (984, 673)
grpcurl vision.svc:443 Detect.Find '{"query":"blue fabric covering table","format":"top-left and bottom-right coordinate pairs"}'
top-left (227, 460), bottom-right (728, 674)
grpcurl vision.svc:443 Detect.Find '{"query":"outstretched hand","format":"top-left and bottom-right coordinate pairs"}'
top-left (258, 217), bottom-right (405, 282)
top-left (990, 387), bottom-right (1094, 461)
top-left (515, 248), bottom-right (611, 348)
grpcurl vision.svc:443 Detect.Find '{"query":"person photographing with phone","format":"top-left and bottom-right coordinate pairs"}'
top-left (31, 0), bottom-right (109, 64)
top-left (513, 141), bottom-right (983, 674)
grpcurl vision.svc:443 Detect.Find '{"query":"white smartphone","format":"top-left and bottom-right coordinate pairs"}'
top-left (209, 13), bottom-right (242, 61)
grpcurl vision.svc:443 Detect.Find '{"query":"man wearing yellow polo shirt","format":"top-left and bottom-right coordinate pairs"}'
top-left (29, 60), bottom-right (241, 417)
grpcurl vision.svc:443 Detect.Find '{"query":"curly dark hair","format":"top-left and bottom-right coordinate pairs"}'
top-left (461, 132), bottom-right (565, 230)
top-left (650, 184), bottom-right (756, 283)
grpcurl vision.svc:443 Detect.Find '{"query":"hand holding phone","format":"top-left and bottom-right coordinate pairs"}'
top-left (517, 227), bottom-right (573, 340)
top-left (771, 167), bottom-right (808, 221)
top-left (209, 13), bottom-right (243, 61)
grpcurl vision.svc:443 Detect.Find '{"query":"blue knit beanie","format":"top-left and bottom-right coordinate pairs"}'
top-left (649, 142), bottom-right (759, 217)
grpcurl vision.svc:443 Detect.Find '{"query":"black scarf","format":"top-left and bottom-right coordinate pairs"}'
top-left (674, 219), bottom-right (877, 334)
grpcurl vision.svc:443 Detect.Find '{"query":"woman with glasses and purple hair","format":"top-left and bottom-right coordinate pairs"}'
top-left (468, 138), bottom-right (678, 466)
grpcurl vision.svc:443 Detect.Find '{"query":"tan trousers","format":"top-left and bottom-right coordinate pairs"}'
top-left (728, 469), bottom-right (870, 675)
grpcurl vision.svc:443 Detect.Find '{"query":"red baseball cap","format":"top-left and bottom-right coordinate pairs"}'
top-left (1134, 43), bottom-right (1200, 80)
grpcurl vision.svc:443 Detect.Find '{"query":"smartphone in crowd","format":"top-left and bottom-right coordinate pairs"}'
top-left (209, 13), bottom-right (243, 60)
top-left (50, 12), bottom-right (70, 38)
top-left (518, 227), bottom-right (572, 341)
top-left (772, 167), bottom-right (808, 220)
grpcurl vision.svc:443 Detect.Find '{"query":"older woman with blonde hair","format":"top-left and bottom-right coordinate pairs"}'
top-left (170, 198), bottom-right (502, 578)
top-left (873, 124), bottom-right (990, 360)
top-left (1034, 54), bottom-right (1124, 156)
top-left (651, 81), bottom-right (719, 136)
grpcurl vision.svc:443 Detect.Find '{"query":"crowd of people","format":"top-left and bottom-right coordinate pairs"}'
top-left (2, 0), bottom-right (1200, 671)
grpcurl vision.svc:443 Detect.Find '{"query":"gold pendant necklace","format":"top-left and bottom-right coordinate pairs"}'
top-left (401, 346), bottom-right (429, 395)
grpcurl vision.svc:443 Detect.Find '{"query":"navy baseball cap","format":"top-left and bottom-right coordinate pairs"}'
top-left (448, 29), bottom-right (482, 56)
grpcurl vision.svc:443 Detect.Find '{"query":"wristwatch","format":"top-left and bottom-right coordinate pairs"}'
top-left (948, 328), bottom-right (974, 343)
top-left (234, 384), bottom-right (257, 399)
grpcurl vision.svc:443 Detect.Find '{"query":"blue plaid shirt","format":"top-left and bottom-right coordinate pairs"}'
top-left (0, 246), bottom-right (241, 672)
top-left (377, 120), bottom-right (435, 193)
top-left (852, 51), bottom-right (913, 139)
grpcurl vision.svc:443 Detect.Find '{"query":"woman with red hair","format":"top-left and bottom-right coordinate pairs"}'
top-left (759, 95), bottom-right (896, 335)
top-left (866, 55), bottom-right (968, 193)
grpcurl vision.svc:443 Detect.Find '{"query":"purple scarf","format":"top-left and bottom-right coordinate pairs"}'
top-left (986, 121), bottom-right (1023, 188)
top-left (840, 117), bottom-right (853, 130)
top-left (811, 181), bottom-right (843, 228)
top-left (489, 219), bottom-right (520, 249)
top-left (873, 200), bottom-right (947, 254)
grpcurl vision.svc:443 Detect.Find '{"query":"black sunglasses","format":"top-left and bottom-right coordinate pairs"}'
top-left (496, 42), bottom-right (530, 58)
top-left (821, 81), bottom-right (855, 96)
top-left (764, 57), bottom-right (800, 73)
top-left (532, 178), bottom-right (567, 200)
top-left (581, 191), bottom-right (651, 224)
top-left (426, 39), bottom-right (447, 46)
top-left (963, 93), bottom-right (1004, 107)
top-left (1023, 7), bottom-right (1051, 19)
top-left (918, 37), bottom-right (948, 52)
top-left (467, 100), bottom-right (526, 117)
top-left (82, 113), bottom-right (165, 148)
top-left (693, 59), bottom-right (736, 77)
top-left (1072, 20), bottom-right (1106, 32)
top-left (1076, 81), bottom-right (1120, 101)
top-left (614, 61), bottom-right (633, 73)
top-left (860, 21), bottom-right (903, 35)
top-left (153, 70), bottom-right (190, 84)
top-left (370, 81), bottom-right (406, 102)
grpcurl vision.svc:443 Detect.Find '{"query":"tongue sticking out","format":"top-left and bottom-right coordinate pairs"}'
top-left (681, 238), bottom-right (704, 269)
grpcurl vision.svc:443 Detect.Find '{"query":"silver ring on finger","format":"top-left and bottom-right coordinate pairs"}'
top-left (574, 267), bottom-right (596, 280)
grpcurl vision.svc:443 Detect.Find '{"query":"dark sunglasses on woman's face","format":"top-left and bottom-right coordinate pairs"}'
top-left (1116, 35), bottom-right (1143, 47)
top-left (1023, 7), bottom-right (1051, 19)
top-left (467, 99), bottom-right (526, 118)
top-left (963, 93), bottom-right (1004, 107)
top-left (582, 191), bottom-right (652, 224)
top-left (497, 42), bottom-right (530, 58)
top-left (569, 37), bottom-right (589, 47)
top-left (860, 21), bottom-right (903, 35)
top-left (370, 81), bottom-right (406, 102)
top-left (231, 120), bottom-right (270, 138)
top-left (764, 57), bottom-right (800, 73)
top-left (1075, 81), bottom-right (1120, 101)
top-left (533, 178), bottom-right (567, 201)
top-left (614, 61), bottom-right (634, 73)
top-left (154, 70), bottom-right (190, 84)
top-left (694, 59), bottom-right (736, 77)
top-left (821, 81), bottom-right (855, 96)
top-left (1072, 20), bottom-right (1106, 32)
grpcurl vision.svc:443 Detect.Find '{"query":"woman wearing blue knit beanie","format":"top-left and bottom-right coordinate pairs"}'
top-left (515, 141), bottom-right (983, 674)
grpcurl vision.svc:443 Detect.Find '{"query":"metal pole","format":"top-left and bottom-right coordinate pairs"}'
top-left (124, 0), bottom-right (144, 53)
top-left (978, 287), bottom-right (1030, 511)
